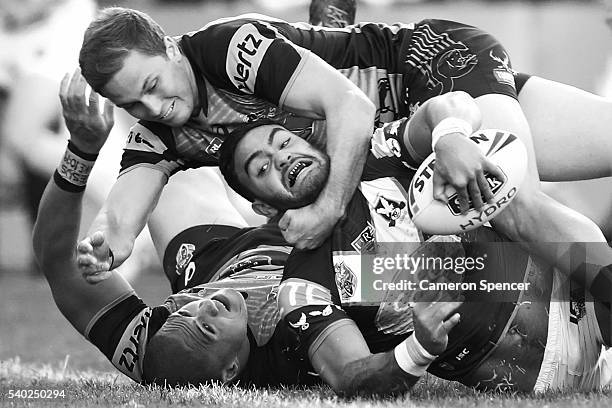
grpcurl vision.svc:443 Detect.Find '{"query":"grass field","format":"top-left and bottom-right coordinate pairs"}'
top-left (1, 271), bottom-right (610, 407)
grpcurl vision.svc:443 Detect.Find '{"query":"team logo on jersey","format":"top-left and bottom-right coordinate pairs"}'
top-left (490, 50), bottom-right (516, 88)
top-left (226, 24), bottom-right (275, 93)
top-left (570, 293), bottom-right (586, 324)
top-left (175, 243), bottom-right (196, 275)
top-left (374, 196), bottom-right (407, 227)
top-left (351, 221), bottom-right (376, 253)
top-left (435, 44), bottom-right (477, 79)
top-left (125, 123), bottom-right (168, 155)
top-left (289, 313), bottom-right (310, 331)
top-left (370, 126), bottom-right (401, 159)
top-left (334, 260), bottom-right (357, 301)
top-left (375, 78), bottom-right (398, 128)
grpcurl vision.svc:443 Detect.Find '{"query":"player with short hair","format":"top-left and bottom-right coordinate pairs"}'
top-left (74, 8), bottom-right (612, 310)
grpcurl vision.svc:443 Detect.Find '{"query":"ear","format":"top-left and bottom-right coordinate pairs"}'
top-left (252, 200), bottom-right (278, 218)
top-left (221, 357), bottom-right (241, 383)
top-left (163, 36), bottom-right (181, 60)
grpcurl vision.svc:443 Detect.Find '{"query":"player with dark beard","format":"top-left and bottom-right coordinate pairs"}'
top-left (218, 98), bottom-right (612, 394)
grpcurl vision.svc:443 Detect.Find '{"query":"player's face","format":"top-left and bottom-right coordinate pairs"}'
top-left (102, 50), bottom-right (198, 127)
top-left (234, 125), bottom-right (330, 209)
top-left (162, 288), bottom-right (249, 376)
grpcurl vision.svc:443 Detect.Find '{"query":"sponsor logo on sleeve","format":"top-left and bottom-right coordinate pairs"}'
top-left (125, 124), bottom-right (168, 154)
top-left (490, 50), bottom-right (516, 89)
top-left (226, 24), bottom-right (275, 94)
top-left (111, 307), bottom-right (152, 382)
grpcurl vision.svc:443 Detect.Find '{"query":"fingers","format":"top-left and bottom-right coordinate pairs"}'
top-left (432, 171), bottom-right (448, 203)
top-left (468, 178), bottom-right (484, 210)
top-left (66, 68), bottom-right (87, 112)
top-left (455, 183), bottom-right (470, 214)
top-left (442, 312), bottom-right (461, 332)
top-left (103, 98), bottom-right (115, 126)
top-left (483, 161), bottom-right (506, 185)
top-left (476, 170), bottom-right (494, 203)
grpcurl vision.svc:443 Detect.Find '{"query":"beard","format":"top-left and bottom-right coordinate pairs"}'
top-left (268, 150), bottom-right (330, 211)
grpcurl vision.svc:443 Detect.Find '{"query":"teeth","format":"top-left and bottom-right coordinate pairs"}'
top-left (161, 100), bottom-right (175, 119)
top-left (288, 161), bottom-right (308, 187)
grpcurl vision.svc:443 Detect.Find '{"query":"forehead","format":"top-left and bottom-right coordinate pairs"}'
top-left (101, 50), bottom-right (166, 103)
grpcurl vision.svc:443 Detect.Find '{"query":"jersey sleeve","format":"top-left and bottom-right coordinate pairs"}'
top-left (363, 118), bottom-right (421, 181)
top-left (119, 121), bottom-right (185, 177)
top-left (85, 293), bottom-right (169, 383)
top-left (181, 18), bottom-right (311, 106)
top-left (278, 241), bottom-right (353, 358)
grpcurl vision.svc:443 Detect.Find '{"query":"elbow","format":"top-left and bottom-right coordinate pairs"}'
top-left (429, 91), bottom-right (482, 130)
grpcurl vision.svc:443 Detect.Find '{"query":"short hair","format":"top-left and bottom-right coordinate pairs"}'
top-left (219, 119), bottom-right (279, 203)
top-left (79, 7), bottom-right (167, 94)
top-left (142, 327), bottom-right (221, 387)
top-left (309, 0), bottom-right (356, 28)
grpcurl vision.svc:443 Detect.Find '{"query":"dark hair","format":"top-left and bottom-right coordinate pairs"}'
top-left (309, 0), bottom-right (356, 28)
top-left (79, 7), bottom-right (167, 94)
top-left (142, 327), bottom-right (221, 387)
top-left (219, 119), bottom-right (279, 203)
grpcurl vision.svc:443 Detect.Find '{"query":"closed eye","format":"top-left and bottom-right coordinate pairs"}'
top-left (146, 79), bottom-right (158, 93)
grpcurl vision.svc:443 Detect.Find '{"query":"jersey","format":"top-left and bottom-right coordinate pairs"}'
top-left (277, 119), bottom-right (529, 381)
top-left (119, 16), bottom-right (519, 177)
top-left (85, 225), bottom-right (317, 387)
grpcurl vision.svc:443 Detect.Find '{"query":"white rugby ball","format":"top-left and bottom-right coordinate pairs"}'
top-left (408, 129), bottom-right (527, 234)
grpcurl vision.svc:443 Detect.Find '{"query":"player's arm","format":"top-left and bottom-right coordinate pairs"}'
top-left (57, 68), bottom-right (167, 281)
top-left (300, 300), bottom-right (460, 397)
top-left (80, 166), bottom-right (166, 281)
top-left (278, 52), bottom-right (375, 249)
top-left (34, 76), bottom-right (134, 333)
top-left (401, 91), bottom-right (506, 212)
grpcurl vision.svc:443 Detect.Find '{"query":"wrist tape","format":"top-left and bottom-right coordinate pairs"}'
top-left (393, 333), bottom-right (438, 377)
top-left (54, 141), bottom-right (98, 192)
top-left (431, 117), bottom-right (473, 151)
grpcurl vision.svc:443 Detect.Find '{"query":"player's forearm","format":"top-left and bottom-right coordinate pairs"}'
top-left (87, 168), bottom-right (167, 269)
top-left (33, 180), bottom-right (84, 272)
top-left (424, 91), bottom-right (482, 134)
top-left (319, 90), bottom-right (374, 212)
top-left (336, 351), bottom-right (420, 397)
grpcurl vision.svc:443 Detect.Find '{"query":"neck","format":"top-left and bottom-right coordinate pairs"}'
top-left (182, 56), bottom-right (200, 115)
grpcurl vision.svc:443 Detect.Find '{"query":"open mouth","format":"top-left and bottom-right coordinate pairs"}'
top-left (160, 99), bottom-right (175, 120)
top-left (286, 159), bottom-right (312, 188)
top-left (211, 293), bottom-right (232, 313)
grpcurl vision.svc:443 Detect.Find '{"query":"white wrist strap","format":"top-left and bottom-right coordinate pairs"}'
top-left (431, 117), bottom-right (473, 151)
top-left (394, 334), bottom-right (438, 377)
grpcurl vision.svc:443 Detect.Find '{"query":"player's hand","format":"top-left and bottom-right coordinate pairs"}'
top-left (432, 133), bottom-right (504, 213)
top-left (76, 231), bottom-right (114, 284)
top-left (412, 297), bottom-right (461, 356)
top-left (278, 201), bottom-right (342, 249)
top-left (59, 67), bottom-right (114, 155)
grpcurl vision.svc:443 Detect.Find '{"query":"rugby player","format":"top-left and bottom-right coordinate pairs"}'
top-left (45, 82), bottom-right (609, 395)
top-left (36, 86), bottom-right (461, 393)
top-left (74, 8), bottom-right (612, 308)
top-left (218, 109), bottom-right (612, 393)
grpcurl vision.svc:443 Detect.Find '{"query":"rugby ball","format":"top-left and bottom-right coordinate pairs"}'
top-left (408, 129), bottom-right (527, 234)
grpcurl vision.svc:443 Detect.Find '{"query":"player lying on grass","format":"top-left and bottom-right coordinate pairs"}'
top-left (46, 83), bottom-right (611, 395)
top-left (35, 85), bottom-right (466, 393)
top-left (74, 8), bottom-right (612, 308)
top-left (217, 98), bottom-right (612, 393)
